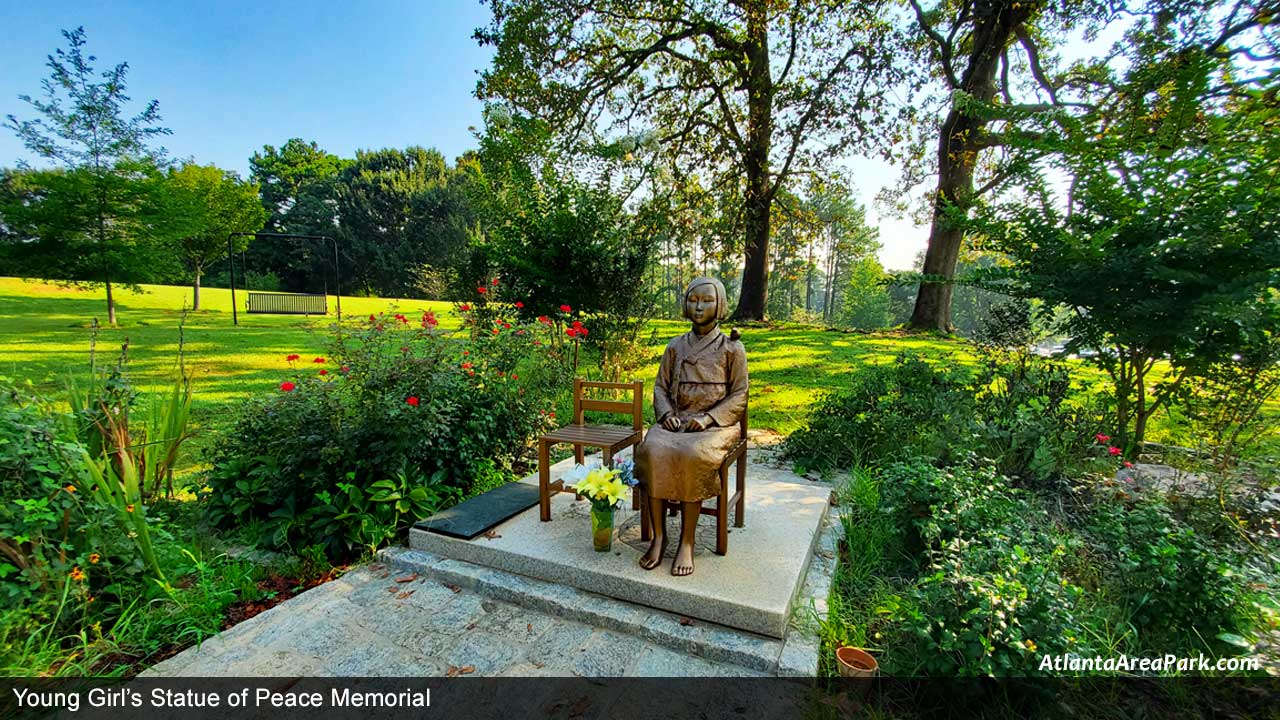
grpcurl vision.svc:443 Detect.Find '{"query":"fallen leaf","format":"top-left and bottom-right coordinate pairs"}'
top-left (387, 586), bottom-right (399, 594)
top-left (444, 583), bottom-right (461, 593)
top-left (679, 617), bottom-right (694, 626)
top-left (483, 530), bottom-right (502, 539)
top-left (394, 573), bottom-right (418, 583)
top-left (396, 590), bottom-right (415, 600)
top-left (466, 622), bottom-right (477, 630)
top-left (531, 661), bottom-right (544, 669)
top-left (526, 623), bottom-right (533, 634)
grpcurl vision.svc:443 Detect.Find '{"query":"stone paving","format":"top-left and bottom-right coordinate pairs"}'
top-left (143, 441), bottom-right (837, 678)
top-left (143, 502), bottom-right (837, 678)
top-left (142, 543), bottom-right (829, 678)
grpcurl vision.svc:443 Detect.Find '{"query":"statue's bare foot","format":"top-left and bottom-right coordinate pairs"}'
top-left (671, 541), bottom-right (695, 576)
top-left (639, 536), bottom-right (666, 571)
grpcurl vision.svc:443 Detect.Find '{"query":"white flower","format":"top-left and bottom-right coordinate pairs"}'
top-left (564, 464), bottom-right (590, 484)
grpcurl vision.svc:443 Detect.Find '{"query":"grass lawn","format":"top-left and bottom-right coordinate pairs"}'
top-left (0, 277), bottom-right (967, 440)
top-left (6, 276), bottom-right (1268, 471)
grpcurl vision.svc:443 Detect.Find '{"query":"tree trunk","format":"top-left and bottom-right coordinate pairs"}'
top-left (908, 5), bottom-right (1029, 332)
top-left (805, 238), bottom-right (814, 313)
top-left (105, 273), bottom-right (117, 327)
top-left (731, 0), bottom-right (773, 322)
top-left (192, 269), bottom-right (202, 311)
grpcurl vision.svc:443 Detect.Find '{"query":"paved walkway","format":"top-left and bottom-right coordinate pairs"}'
top-left (143, 559), bottom-right (778, 677)
top-left (144, 443), bottom-right (835, 678)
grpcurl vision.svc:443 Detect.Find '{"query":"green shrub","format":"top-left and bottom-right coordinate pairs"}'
top-left (1083, 491), bottom-right (1254, 649)
top-left (204, 310), bottom-right (572, 558)
top-left (783, 354), bottom-right (977, 472)
top-left (0, 381), bottom-right (89, 603)
top-left (877, 461), bottom-right (1089, 676)
top-left (971, 351), bottom-right (1106, 484)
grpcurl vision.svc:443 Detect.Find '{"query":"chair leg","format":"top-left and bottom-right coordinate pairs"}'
top-left (735, 451), bottom-right (746, 528)
top-left (573, 445), bottom-right (584, 465)
top-left (639, 486), bottom-right (652, 541)
top-left (716, 465), bottom-right (728, 556)
top-left (538, 439), bottom-right (551, 522)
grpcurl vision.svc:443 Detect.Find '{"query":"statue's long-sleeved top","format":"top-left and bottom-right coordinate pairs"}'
top-left (634, 327), bottom-right (748, 502)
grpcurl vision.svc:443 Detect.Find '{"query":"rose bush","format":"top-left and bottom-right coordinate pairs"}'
top-left (204, 304), bottom-right (574, 558)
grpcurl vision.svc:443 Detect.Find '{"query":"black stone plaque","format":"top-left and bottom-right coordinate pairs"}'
top-left (414, 482), bottom-right (541, 539)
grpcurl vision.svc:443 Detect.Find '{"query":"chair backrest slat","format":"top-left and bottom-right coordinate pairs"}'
top-left (572, 378), bottom-right (644, 431)
top-left (581, 398), bottom-right (633, 415)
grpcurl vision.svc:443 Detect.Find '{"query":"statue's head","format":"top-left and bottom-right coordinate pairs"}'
top-left (683, 277), bottom-right (728, 329)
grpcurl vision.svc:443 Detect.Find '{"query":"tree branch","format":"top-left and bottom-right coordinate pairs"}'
top-left (908, 0), bottom-right (959, 88)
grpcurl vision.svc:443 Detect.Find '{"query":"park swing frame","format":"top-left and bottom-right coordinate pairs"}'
top-left (225, 231), bottom-right (343, 326)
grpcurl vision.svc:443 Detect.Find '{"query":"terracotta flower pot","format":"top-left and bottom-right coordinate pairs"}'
top-left (835, 646), bottom-right (878, 678)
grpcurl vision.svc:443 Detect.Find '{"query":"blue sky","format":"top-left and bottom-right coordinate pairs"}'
top-left (1, 2), bottom-right (495, 176)
top-left (0, 2), bottom-right (935, 268)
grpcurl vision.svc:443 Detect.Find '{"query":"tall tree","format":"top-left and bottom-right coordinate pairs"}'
top-left (971, 1), bottom-right (1280, 453)
top-left (246, 139), bottom-right (347, 293)
top-left (4, 27), bottom-right (170, 325)
top-left (161, 163), bottom-right (266, 310)
top-left (891, 0), bottom-right (1111, 331)
top-left (335, 147), bottom-right (473, 298)
top-left (475, 0), bottom-right (903, 320)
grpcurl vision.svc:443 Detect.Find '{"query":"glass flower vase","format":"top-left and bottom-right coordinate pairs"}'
top-left (590, 505), bottom-right (614, 552)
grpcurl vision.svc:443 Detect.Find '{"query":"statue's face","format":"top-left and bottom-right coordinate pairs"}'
top-left (685, 285), bottom-right (718, 328)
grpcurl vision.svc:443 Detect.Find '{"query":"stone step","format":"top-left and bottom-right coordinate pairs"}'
top-left (378, 546), bottom-right (819, 675)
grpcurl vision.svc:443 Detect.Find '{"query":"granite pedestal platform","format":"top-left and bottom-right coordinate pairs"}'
top-left (410, 451), bottom-right (831, 639)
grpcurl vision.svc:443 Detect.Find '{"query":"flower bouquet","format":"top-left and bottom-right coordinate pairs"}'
top-left (567, 459), bottom-right (638, 552)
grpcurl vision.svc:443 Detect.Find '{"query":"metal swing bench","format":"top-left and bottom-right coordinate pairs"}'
top-left (246, 291), bottom-right (328, 315)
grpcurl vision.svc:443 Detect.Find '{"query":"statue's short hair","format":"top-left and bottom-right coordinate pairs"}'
top-left (683, 277), bottom-right (728, 322)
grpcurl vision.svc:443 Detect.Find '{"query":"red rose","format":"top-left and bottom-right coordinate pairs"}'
top-left (1123, 461), bottom-right (1134, 468)
top-left (280, 381), bottom-right (296, 392)
top-left (572, 320), bottom-right (583, 329)
top-left (491, 278), bottom-right (499, 286)
top-left (514, 301), bottom-right (524, 309)
top-left (579, 327), bottom-right (589, 337)
top-left (341, 366), bottom-right (350, 373)
top-left (462, 362), bottom-right (473, 369)
top-left (313, 357), bottom-right (325, 364)
top-left (406, 396), bottom-right (420, 407)
top-left (1108, 446), bottom-right (1122, 456)
top-left (467, 370), bottom-right (475, 377)
top-left (318, 369), bottom-right (328, 376)
top-left (511, 374), bottom-right (518, 380)
top-left (559, 304), bottom-right (571, 313)
top-left (566, 328), bottom-right (578, 338)
top-left (492, 328), bottom-right (501, 335)
top-left (537, 315), bottom-right (550, 325)
top-left (1095, 433), bottom-right (1110, 443)
top-left (463, 350), bottom-right (470, 356)
top-left (477, 287), bottom-right (487, 294)
top-left (502, 322), bottom-right (511, 329)
top-left (400, 346), bottom-right (409, 353)
top-left (369, 314), bottom-right (377, 322)
top-left (459, 303), bottom-right (472, 312)
top-left (286, 353), bottom-right (300, 362)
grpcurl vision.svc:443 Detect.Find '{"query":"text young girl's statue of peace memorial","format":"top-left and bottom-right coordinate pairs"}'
top-left (634, 277), bottom-right (748, 577)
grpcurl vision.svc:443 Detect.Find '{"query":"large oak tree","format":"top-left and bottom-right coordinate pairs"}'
top-left (474, 0), bottom-right (904, 320)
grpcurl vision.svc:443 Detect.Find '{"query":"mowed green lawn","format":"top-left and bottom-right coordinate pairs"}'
top-left (4, 276), bottom-right (1274, 476)
top-left (0, 276), bottom-right (967, 437)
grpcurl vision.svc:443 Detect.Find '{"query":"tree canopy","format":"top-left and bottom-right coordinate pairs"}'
top-left (475, 0), bottom-right (905, 320)
top-left (3, 26), bottom-right (171, 324)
